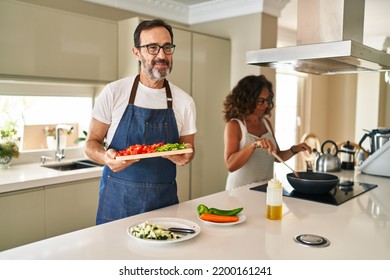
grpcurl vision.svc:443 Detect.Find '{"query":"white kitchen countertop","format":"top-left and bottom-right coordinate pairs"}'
top-left (0, 159), bottom-right (103, 194)
top-left (0, 170), bottom-right (389, 260)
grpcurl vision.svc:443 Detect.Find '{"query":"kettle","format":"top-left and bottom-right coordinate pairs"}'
top-left (340, 141), bottom-right (355, 170)
top-left (359, 128), bottom-right (390, 155)
top-left (313, 140), bottom-right (341, 172)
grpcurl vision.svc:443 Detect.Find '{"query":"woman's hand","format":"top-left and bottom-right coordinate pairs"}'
top-left (105, 148), bottom-right (140, 173)
top-left (291, 143), bottom-right (312, 154)
top-left (254, 138), bottom-right (277, 154)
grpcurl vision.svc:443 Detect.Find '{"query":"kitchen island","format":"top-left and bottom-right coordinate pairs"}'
top-left (0, 170), bottom-right (389, 260)
top-left (0, 158), bottom-right (103, 251)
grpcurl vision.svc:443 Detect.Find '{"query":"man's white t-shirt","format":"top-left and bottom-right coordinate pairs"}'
top-left (92, 76), bottom-right (197, 146)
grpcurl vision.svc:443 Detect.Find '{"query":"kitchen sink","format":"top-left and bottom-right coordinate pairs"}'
top-left (43, 159), bottom-right (102, 171)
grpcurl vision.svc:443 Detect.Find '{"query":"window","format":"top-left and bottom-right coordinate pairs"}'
top-left (274, 73), bottom-right (299, 175)
top-left (0, 80), bottom-right (101, 153)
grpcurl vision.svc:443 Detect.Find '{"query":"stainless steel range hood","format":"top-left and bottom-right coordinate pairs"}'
top-left (246, 0), bottom-right (390, 75)
top-left (247, 40), bottom-right (390, 75)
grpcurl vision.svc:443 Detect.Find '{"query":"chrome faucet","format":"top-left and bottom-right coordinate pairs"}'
top-left (55, 124), bottom-right (73, 161)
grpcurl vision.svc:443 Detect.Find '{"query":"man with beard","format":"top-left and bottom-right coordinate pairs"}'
top-left (85, 19), bottom-right (196, 224)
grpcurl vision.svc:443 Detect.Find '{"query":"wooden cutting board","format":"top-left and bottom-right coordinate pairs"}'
top-left (116, 148), bottom-right (193, 160)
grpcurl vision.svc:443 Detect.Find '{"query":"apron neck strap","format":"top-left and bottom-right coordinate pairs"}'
top-left (164, 79), bottom-right (173, 109)
top-left (128, 74), bottom-right (140, 105)
top-left (129, 75), bottom-right (173, 109)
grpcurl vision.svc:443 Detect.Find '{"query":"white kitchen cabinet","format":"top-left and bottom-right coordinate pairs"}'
top-left (45, 178), bottom-right (100, 238)
top-left (0, 188), bottom-right (45, 251)
top-left (0, 178), bottom-right (100, 251)
top-left (0, 0), bottom-right (117, 82)
top-left (190, 33), bottom-right (231, 198)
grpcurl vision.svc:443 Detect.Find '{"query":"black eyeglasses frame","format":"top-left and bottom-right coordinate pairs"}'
top-left (257, 97), bottom-right (272, 105)
top-left (138, 43), bottom-right (176, 55)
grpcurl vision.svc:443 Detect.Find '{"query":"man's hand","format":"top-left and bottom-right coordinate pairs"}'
top-left (163, 143), bottom-right (194, 166)
top-left (105, 148), bottom-right (140, 172)
top-left (164, 152), bottom-right (193, 166)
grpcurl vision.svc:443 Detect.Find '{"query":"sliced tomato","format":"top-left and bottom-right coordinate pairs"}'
top-left (116, 142), bottom-right (169, 157)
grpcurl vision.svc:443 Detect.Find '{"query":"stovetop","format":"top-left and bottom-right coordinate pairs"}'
top-left (250, 180), bottom-right (377, 206)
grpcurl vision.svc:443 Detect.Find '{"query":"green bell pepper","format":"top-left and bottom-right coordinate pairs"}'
top-left (197, 204), bottom-right (243, 216)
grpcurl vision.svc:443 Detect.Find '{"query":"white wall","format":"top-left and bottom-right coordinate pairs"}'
top-left (328, 74), bottom-right (358, 142)
top-left (191, 14), bottom-right (262, 88)
top-left (355, 72), bottom-right (382, 143)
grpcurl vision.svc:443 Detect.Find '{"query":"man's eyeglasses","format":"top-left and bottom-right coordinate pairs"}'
top-left (138, 44), bottom-right (176, 55)
top-left (257, 97), bottom-right (272, 105)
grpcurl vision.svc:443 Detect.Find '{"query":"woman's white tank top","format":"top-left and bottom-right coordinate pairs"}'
top-left (225, 118), bottom-right (276, 190)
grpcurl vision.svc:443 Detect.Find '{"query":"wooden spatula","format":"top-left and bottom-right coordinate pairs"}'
top-left (272, 152), bottom-right (300, 178)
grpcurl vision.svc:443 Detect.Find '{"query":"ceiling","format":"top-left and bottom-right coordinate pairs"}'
top-left (81, 0), bottom-right (390, 40)
top-left (83, 0), bottom-right (285, 25)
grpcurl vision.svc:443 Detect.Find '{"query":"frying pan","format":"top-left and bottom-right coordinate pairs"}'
top-left (286, 172), bottom-right (340, 195)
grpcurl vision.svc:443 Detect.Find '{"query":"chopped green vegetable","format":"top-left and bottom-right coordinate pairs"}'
top-left (155, 143), bottom-right (187, 152)
top-left (197, 204), bottom-right (243, 216)
top-left (129, 221), bottom-right (182, 240)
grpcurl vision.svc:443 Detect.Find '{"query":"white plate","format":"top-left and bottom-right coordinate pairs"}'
top-left (197, 213), bottom-right (246, 226)
top-left (127, 217), bottom-right (200, 244)
top-left (117, 148), bottom-right (193, 160)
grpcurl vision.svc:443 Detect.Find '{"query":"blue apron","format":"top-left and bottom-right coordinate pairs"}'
top-left (96, 75), bottom-right (180, 224)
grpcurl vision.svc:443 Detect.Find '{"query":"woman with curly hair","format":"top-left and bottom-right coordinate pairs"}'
top-left (223, 75), bottom-right (311, 190)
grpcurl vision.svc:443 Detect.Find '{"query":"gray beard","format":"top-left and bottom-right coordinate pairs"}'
top-left (141, 57), bottom-right (172, 81)
top-left (150, 67), bottom-right (168, 81)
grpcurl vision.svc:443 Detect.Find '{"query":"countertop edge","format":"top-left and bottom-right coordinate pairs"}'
top-left (0, 160), bottom-right (103, 194)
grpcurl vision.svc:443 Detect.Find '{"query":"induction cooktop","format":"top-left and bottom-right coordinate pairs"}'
top-left (250, 181), bottom-right (377, 206)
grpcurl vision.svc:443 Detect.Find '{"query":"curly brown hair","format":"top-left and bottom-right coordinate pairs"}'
top-left (223, 75), bottom-right (274, 122)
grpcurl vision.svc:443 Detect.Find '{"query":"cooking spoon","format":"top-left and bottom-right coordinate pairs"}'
top-left (272, 151), bottom-right (300, 178)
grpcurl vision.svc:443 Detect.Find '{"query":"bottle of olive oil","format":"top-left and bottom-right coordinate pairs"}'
top-left (266, 177), bottom-right (283, 220)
